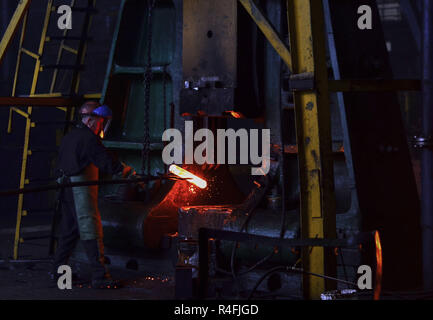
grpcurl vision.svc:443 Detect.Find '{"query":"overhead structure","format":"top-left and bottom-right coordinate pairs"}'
top-left (1, 0), bottom-right (98, 259)
top-left (0, 0), bottom-right (424, 299)
top-left (0, 0), bottom-right (32, 66)
top-left (238, 0), bottom-right (422, 297)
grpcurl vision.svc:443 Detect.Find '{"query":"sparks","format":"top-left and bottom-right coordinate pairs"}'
top-left (169, 164), bottom-right (207, 189)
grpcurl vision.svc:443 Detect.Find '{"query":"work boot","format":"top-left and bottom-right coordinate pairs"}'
top-left (82, 239), bottom-right (114, 289)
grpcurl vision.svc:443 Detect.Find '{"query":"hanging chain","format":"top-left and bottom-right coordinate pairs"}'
top-left (142, 0), bottom-right (157, 175)
top-left (163, 64), bottom-right (167, 132)
top-left (162, 64), bottom-right (168, 172)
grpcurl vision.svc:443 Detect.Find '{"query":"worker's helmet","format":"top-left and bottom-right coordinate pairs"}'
top-left (92, 105), bottom-right (112, 138)
top-left (92, 104), bottom-right (112, 118)
top-left (79, 103), bottom-right (113, 138)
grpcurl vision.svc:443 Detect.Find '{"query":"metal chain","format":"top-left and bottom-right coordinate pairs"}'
top-left (142, 0), bottom-right (157, 175)
top-left (163, 64), bottom-right (167, 133)
top-left (162, 64), bottom-right (169, 172)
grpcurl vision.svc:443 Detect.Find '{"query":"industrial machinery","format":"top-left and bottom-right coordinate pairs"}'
top-left (94, 0), bottom-right (421, 299)
top-left (0, 0), bottom-right (425, 300)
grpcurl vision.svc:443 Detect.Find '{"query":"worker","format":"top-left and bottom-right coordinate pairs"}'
top-left (50, 101), bottom-right (135, 288)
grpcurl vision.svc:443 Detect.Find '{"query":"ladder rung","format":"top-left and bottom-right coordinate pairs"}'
top-left (27, 92), bottom-right (63, 97)
top-left (62, 45), bottom-right (78, 55)
top-left (11, 107), bottom-right (30, 118)
top-left (83, 93), bottom-right (102, 99)
top-left (51, 5), bottom-right (97, 14)
top-left (46, 36), bottom-right (93, 41)
top-left (71, 6), bottom-right (98, 13)
top-left (30, 147), bottom-right (58, 153)
top-left (1, 146), bottom-right (58, 153)
top-left (33, 120), bottom-right (73, 126)
top-left (21, 48), bottom-right (40, 59)
top-left (23, 208), bottom-right (55, 213)
top-left (26, 177), bottom-right (56, 184)
top-left (41, 64), bottom-right (84, 70)
top-left (21, 235), bottom-right (51, 241)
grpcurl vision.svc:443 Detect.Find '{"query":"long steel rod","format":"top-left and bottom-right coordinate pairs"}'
top-left (238, 0), bottom-right (292, 71)
top-left (0, 175), bottom-right (183, 197)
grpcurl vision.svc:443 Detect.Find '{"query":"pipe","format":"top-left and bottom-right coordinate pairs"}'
top-left (421, 0), bottom-right (433, 291)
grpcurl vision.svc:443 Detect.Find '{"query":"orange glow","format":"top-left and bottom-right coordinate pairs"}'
top-left (169, 164), bottom-right (207, 189)
top-left (229, 111), bottom-right (244, 119)
top-left (374, 230), bottom-right (383, 300)
top-left (99, 130), bottom-right (104, 139)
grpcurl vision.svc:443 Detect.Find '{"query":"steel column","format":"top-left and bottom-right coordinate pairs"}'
top-left (286, 0), bottom-right (336, 299)
top-left (400, 0), bottom-right (421, 51)
top-left (421, 0), bottom-right (433, 290)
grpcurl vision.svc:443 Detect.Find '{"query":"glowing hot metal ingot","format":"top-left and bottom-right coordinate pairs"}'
top-left (169, 164), bottom-right (207, 189)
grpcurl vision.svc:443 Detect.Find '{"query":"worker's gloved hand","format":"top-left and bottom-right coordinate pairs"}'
top-left (121, 162), bottom-right (136, 179)
top-left (119, 162), bottom-right (148, 191)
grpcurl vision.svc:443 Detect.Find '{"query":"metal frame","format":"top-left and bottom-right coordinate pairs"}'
top-left (9, 0), bottom-right (55, 260)
top-left (1, 0), bottom-right (98, 259)
top-left (198, 227), bottom-right (372, 299)
top-left (239, 0), bottom-right (336, 299)
top-left (238, 0), bottom-right (422, 299)
top-left (238, 0), bottom-right (292, 72)
top-left (286, 0), bottom-right (336, 299)
top-left (0, 0), bottom-right (32, 66)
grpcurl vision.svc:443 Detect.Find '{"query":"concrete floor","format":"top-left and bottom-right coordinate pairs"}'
top-left (0, 263), bottom-right (174, 300)
top-left (0, 228), bottom-right (176, 300)
top-left (0, 261), bottom-right (175, 300)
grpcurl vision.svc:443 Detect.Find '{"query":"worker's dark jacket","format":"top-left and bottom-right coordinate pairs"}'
top-left (56, 124), bottom-right (123, 240)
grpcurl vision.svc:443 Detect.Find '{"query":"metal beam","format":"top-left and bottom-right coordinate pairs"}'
top-left (198, 228), bottom-right (373, 299)
top-left (328, 79), bottom-right (421, 92)
top-left (0, 97), bottom-right (77, 107)
top-left (0, 0), bottom-right (32, 66)
top-left (287, 0), bottom-right (336, 299)
top-left (238, 0), bottom-right (292, 72)
top-left (421, 0), bottom-right (433, 291)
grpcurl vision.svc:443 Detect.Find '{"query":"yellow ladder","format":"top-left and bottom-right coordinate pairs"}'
top-left (5, 0), bottom-right (98, 259)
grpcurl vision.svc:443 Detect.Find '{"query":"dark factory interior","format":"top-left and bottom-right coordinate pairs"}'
top-left (0, 0), bottom-right (431, 301)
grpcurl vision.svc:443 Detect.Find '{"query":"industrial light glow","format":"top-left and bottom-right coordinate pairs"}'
top-left (229, 111), bottom-right (243, 118)
top-left (169, 164), bottom-right (207, 189)
top-left (374, 230), bottom-right (383, 300)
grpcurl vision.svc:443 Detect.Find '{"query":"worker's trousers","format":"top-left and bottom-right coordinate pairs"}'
top-left (52, 176), bottom-right (107, 281)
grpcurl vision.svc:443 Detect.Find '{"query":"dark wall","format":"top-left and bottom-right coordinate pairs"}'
top-left (329, 0), bottom-right (422, 290)
top-left (0, 0), bottom-right (121, 227)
